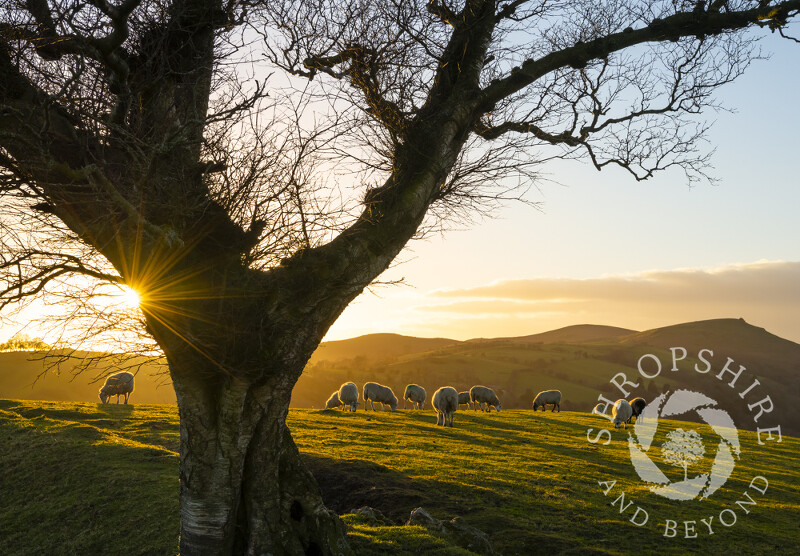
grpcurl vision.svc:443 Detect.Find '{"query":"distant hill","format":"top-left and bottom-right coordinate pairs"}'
top-left (293, 318), bottom-right (800, 436)
top-left (481, 324), bottom-right (638, 344)
top-left (621, 318), bottom-right (800, 374)
top-left (2, 319), bottom-right (798, 435)
top-left (308, 333), bottom-right (459, 364)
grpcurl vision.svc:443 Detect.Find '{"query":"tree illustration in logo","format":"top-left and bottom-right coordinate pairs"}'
top-left (627, 390), bottom-right (741, 501)
top-left (661, 428), bottom-right (705, 481)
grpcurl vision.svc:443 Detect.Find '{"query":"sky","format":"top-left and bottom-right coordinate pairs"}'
top-left (323, 31), bottom-right (800, 343)
top-left (1, 29), bottom-right (798, 347)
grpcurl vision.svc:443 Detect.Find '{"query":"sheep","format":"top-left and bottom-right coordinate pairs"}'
top-left (363, 382), bottom-right (398, 411)
top-left (99, 371), bottom-right (134, 404)
top-left (403, 384), bottom-right (426, 410)
top-left (338, 382), bottom-right (359, 412)
top-left (324, 391), bottom-right (343, 410)
top-left (612, 399), bottom-right (633, 429)
top-left (629, 397), bottom-right (647, 423)
top-left (433, 387), bottom-right (458, 427)
top-left (457, 391), bottom-right (473, 410)
top-left (469, 385), bottom-right (501, 412)
top-left (532, 389), bottom-right (562, 412)
top-left (591, 402), bottom-right (606, 415)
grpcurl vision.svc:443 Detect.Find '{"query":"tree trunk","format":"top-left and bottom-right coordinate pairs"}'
top-left (171, 359), bottom-right (352, 555)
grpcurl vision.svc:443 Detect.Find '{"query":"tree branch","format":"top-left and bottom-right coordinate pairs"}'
top-left (303, 45), bottom-right (409, 137)
top-left (427, 1), bottom-right (459, 27)
top-left (479, 1), bottom-right (800, 110)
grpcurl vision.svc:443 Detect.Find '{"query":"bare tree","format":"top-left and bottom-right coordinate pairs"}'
top-left (1, 1), bottom-right (798, 554)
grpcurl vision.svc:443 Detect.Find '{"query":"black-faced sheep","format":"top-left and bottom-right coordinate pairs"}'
top-left (629, 397), bottom-right (647, 423)
top-left (324, 391), bottom-right (343, 410)
top-left (469, 385), bottom-right (501, 412)
top-left (363, 382), bottom-right (398, 411)
top-left (532, 389), bottom-right (561, 412)
top-left (403, 384), bottom-right (426, 410)
top-left (612, 399), bottom-right (633, 429)
top-left (433, 387), bottom-right (458, 427)
top-left (99, 371), bottom-right (135, 404)
top-left (338, 382), bottom-right (359, 412)
top-left (457, 391), bottom-right (473, 410)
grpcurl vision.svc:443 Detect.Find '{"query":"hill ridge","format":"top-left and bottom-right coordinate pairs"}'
top-left (2, 318), bottom-right (798, 436)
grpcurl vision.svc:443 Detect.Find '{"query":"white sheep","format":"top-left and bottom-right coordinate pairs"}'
top-left (532, 389), bottom-right (562, 412)
top-left (591, 402), bottom-right (607, 415)
top-left (629, 397), bottom-right (647, 423)
top-left (433, 387), bottom-right (458, 427)
top-left (403, 384), bottom-right (426, 410)
top-left (363, 382), bottom-right (398, 411)
top-left (457, 391), bottom-right (473, 410)
top-left (469, 385), bottom-right (501, 412)
top-left (99, 371), bottom-right (135, 404)
top-left (338, 382), bottom-right (359, 412)
top-left (612, 399), bottom-right (633, 429)
top-left (324, 391), bottom-right (342, 410)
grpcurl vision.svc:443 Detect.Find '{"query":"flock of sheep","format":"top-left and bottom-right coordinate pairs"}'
top-left (595, 397), bottom-right (648, 429)
top-left (324, 381), bottom-right (564, 427)
top-left (97, 371), bottom-right (648, 431)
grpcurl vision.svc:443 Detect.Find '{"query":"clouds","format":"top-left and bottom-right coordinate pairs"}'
top-left (409, 261), bottom-right (800, 341)
top-left (325, 260), bottom-right (800, 343)
top-left (430, 260), bottom-right (800, 304)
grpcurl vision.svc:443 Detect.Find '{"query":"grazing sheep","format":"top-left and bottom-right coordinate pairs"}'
top-left (629, 397), bottom-right (647, 423)
top-left (324, 391), bottom-right (343, 410)
top-left (433, 387), bottom-right (458, 427)
top-left (591, 402), bottom-right (606, 415)
top-left (532, 389), bottom-right (562, 412)
top-left (612, 399), bottom-right (633, 429)
top-left (403, 384), bottom-right (426, 410)
top-left (363, 382), bottom-right (398, 411)
top-left (469, 385), bottom-right (501, 412)
top-left (338, 382), bottom-right (359, 412)
top-left (99, 371), bottom-right (135, 404)
top-left (457, 391), bottom-right (473, 410)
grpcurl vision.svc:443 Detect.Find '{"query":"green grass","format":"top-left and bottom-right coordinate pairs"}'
top-left (1, 399), bottom-right (798, 555)
top-left (0, 400), bottom-right (179, 556)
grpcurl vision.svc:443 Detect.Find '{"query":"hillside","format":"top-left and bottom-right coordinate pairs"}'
top-left (1, 400), bottom-right (797, 555)
top-left (480, 324), bottom-right (638, 344)
top-left (2, 318), bottom-right (798, 435)
top-left (294, 318), bottom-right (800, 436)
top-left (309, 333), bottom-right (460, 364)
top-left (0, 351), bottom-right (175, 404)
top-left (621, 318), bottom-right (800, 375)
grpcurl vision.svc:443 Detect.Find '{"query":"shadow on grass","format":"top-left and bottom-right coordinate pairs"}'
top-left (302, 453), bottom-right (601, 555)
top-left (302, 453), bottom-right (524, 522)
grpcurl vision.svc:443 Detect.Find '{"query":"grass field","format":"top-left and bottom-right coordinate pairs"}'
top-left (1, 399), bottom-right (798, 555)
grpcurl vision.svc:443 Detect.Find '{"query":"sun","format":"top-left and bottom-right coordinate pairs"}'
top-left (120, 286), bottom-right (142, 309)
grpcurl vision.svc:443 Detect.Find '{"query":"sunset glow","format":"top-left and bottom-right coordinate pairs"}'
top-left (119, 286), bottom-right (142, 309)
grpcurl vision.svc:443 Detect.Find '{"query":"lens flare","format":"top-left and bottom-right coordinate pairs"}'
top-left (120, 286), bottom-right (141, 308)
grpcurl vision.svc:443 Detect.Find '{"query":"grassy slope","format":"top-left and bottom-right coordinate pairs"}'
top-left (296, 319), bottom-right (800, 436)
top-left (1, 399), bottom-right (798, 555)
top-left (0, 351), bottom-right (176, 404)
top-left (4, 320), bottom-right (798, 436)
